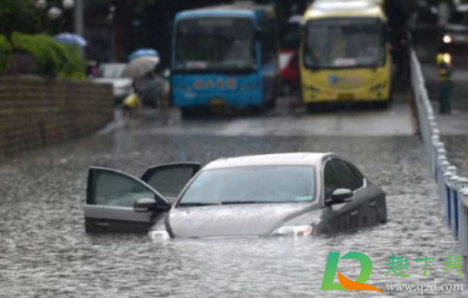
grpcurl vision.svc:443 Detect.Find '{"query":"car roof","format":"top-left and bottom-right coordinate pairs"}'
top-left (203, 153), bottom-right (329, 170)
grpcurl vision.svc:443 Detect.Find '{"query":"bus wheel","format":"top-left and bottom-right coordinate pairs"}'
top-left (180, 108), bottom-right (195, 119)
top-left (267, 98), bottom-right (277, 110)
top-left (253, 105), bottom-right (265, 114)
top-left (374, 101), bottom-right (389, 110)
top-left (306, 103), bottom-right (324, 113)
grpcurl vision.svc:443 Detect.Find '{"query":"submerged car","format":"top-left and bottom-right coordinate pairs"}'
top-left (84, 153), bottom-right (387, 238)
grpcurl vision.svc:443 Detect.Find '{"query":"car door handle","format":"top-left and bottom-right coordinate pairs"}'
top-left (370, 201), bottom-right (377, 207)
top-left (92, 220), bottom-right (109, 228)
top-left (350, 210), bottom-right (359, 217)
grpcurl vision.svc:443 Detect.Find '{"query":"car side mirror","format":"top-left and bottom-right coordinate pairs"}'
top-left (326, 189), bottom-right (353, 206)
top-left (134, 198), bottom-right (157, 213)
top-left (255, 29), bottom-right (264, 41)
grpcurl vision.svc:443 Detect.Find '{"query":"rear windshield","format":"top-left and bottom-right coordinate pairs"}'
top-left (179, 166), bottom-right (316, 205)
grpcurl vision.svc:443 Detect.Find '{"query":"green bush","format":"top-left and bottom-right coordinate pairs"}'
top-left (0, 35), bottom-right (10, 75)
top-left (9, 32), bottom-right (85, 79)
top-left (58, 45), bottom-right (86, 80)
top-left (11, 32), bottom-right (62, 77)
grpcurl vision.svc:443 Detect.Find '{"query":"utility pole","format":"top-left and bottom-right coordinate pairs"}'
top-left (74, 0), bottom-right (84, 36)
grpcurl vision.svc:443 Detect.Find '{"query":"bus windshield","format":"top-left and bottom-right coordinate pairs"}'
top-left (174, 17), bottom-right (257, 73)
top-left (304, 18), bottom-right (385, 69)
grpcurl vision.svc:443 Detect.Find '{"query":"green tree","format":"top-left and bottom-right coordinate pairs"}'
top-left (0, 0), bottom-right (40, 37)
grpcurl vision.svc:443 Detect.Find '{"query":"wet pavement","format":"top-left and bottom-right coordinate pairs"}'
top-left (102, 97), bottom-right (415, 137)
top-left (1, 78), bottom-right (467, 297)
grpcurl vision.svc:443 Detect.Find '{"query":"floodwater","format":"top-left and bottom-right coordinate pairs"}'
top-left (0, 113), bottom-right (466, 297)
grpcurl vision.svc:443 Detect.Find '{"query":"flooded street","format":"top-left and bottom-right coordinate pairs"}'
top-left (0, 93), bottom-right (466, 297)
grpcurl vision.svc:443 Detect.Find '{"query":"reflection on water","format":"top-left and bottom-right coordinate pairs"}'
top-left (0, 134), bottom-right (466, 297)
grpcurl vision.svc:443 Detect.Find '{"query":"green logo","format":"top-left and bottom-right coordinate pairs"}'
top-left (321, 251), bottom-right (383, 293)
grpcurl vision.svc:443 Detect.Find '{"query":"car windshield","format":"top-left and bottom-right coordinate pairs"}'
top-left (179, 166), bottom-right (316, 205)
top-left (304, 17), bottom-right (385, 69)
top-left (174, 17), bottom-right (257, 73)
top-left (97, 64), bottom-right (127, 78)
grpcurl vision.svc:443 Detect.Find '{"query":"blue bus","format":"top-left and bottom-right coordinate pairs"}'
top-left (171, 3), bottom-right (281, 117)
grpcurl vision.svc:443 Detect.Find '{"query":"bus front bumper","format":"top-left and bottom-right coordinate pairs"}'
top-left (173, 90), bottom-right (263, 107)
top-left (302, 90), bottom-right (390, 104)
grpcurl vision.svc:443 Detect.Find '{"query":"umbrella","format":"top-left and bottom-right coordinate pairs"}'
top-left (128, 49), bottom-right (159, 61)
top-left (54, 33), bottom-right (87, 47)
top-left (121, 56), bottom-right (160, 79)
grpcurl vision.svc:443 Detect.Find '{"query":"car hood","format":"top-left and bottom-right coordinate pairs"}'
top-left (166, 203), bottom-right (317, 238)
top-left (93, 78), bottom-right (132, 88)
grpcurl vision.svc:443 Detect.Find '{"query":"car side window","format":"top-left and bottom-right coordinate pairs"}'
top-left (323, 161), bottom-right (342, 200)
top-left (333, 160), bottom-right (364, 191)
top-left (145, 167), bottom-right (194, 198)
top-left (92, 171), bottom-right (155, 208)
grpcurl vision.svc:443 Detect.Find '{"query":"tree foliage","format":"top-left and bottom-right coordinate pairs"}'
top-left (0, 0), bottom-right (40, 37)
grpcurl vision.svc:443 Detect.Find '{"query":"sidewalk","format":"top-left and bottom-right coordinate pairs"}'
top-left (414, 28), bottom-right (468, 135)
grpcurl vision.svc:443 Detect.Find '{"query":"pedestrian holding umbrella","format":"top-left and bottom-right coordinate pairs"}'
top-left (122, 56), bottom-right (162, 108)
top-left (121, 56), bottom-right (160, 79)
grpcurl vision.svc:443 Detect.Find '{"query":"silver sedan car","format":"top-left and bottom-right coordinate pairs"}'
top-left (84, 153), bottom-right (387, 238)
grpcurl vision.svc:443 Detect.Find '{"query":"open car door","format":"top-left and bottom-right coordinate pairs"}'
top-left (84, 163), bottom-right (201, 234)
top-left (84, 167), bottom-right (170, 233)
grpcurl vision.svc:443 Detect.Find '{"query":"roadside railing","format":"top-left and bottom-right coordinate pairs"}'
top-left (410, 49), bottom-right (468, 274)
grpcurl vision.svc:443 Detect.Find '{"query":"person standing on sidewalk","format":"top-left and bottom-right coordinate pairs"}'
top-left (436, 49), bottom-right (454, 114)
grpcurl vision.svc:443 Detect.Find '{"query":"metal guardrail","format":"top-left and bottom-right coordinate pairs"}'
top-left (410, 49), bottom-right (468, 274)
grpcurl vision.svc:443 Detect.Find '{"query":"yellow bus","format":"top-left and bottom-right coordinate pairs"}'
top-left (300, 0), bottom-right (392, 111)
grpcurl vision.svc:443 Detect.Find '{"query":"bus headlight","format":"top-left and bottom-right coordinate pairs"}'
top-left (443, 35), bottom-right (452, 44)
top-left (270, 225), bottom-right (313, 237)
